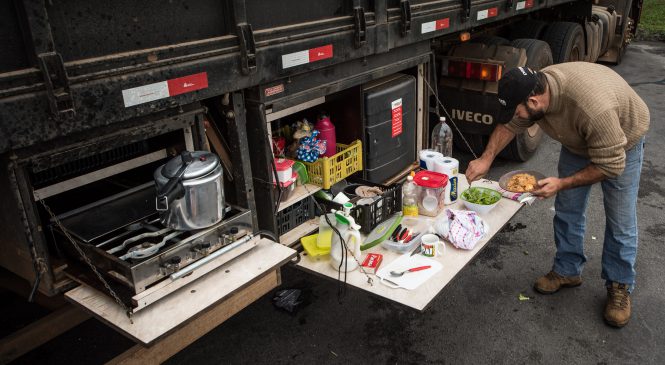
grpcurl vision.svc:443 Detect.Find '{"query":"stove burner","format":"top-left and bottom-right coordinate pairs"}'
top-left (107, 227), bottom-right (172, 255)
top-left (119, 230), bottom-right (185, 260)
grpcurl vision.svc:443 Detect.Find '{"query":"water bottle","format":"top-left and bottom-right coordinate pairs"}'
top-left (431, 116), bottom-right (453, 157)
top-left (315, 113), bottom-right (336, 157)
top-left (402, 173), bottom-right (419, 216)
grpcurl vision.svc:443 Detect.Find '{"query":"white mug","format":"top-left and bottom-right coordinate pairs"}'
top-left (420, 233), bottom-right (444, 257)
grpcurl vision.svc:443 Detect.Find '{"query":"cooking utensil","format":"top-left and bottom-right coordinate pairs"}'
top-left (154, 151), bottom-right (225, 230)
top-left (498, 170), bottom-right (546, 193)
top-left (389, 265), bottom-right (431, 277)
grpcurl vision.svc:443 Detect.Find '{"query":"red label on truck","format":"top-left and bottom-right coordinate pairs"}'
top-left (391, 98), bottom-right (403, 138)
top-left (265, 84), bottom-right (285, 97)
top-left (436, 18), bottom-right (450, 30)
top-left (167, 72), bottom-right (208, 96)
top-left (488, 7), bottom-right (498, 17)
top-left (526, 0), bottom-right (534, 8)
top-left (308, 45), bottom-right (334, 62)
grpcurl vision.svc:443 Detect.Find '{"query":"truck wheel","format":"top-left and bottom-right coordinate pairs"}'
top-left (498, 39), bottom-right (551, 161)
top-left (510, 20), bottom-right (548, 40)
top-left (541, 22), bottom-right (585, 63)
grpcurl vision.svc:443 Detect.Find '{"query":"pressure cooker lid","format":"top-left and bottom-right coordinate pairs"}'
top-left (162, 151), bottom-right (220, 180)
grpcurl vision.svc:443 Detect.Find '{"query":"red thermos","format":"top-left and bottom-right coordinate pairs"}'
top-left (315, 114), bottom-right (336, 157)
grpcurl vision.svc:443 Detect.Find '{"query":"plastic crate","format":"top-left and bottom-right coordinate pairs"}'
top-left (276, 196), bottom-right (317, 236)
top-left (316, 179), bottom-right (402, 234)
top-left (302, 140), bottom-right (363, 190)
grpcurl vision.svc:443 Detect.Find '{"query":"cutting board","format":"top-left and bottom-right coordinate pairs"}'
top-left (376, 254), bottom-right (442, 290)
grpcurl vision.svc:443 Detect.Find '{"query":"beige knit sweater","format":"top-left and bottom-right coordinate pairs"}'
top-left (506, 62), bottom-right (650, 177)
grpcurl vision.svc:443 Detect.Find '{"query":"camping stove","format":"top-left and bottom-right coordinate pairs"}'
top-left (51, 183), bottom-right (254, 308)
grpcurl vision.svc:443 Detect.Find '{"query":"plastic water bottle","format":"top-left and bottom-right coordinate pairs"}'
top-left (402, 173), bottom-right (419, 216)
top-left (315, 113), bottom-right (336, 157)
top-left (431, 116), bottom-right (453, 157)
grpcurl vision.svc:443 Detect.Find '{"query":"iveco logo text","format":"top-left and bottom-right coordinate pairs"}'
top-left (452, 109), bottom-right (493, 125)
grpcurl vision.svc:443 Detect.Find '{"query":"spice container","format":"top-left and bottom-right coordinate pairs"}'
top-left (413, 170), bottom-right (448, 217)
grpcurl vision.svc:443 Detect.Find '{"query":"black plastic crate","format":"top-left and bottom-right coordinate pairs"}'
top-left (316, 179), bottom-right (402, 234)
top-left (276, 196), bottom-right (317, 236)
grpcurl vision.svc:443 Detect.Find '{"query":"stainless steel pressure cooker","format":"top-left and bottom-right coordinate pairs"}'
top-left (154, 151), bottom-right (224, 230)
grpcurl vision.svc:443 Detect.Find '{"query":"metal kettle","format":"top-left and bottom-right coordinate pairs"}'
top-left (154, 151), bottom-right (225, 230)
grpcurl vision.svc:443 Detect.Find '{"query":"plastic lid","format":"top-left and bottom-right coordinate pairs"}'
top-left (414, 170), bottom-right (449, 188)
top-left (162, 151), bottom-right (219, 180)
top-left (274, 158), bottom-right (295, 171)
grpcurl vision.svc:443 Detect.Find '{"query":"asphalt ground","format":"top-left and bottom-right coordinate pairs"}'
top-left (3, 41), bottom-right (664, 365)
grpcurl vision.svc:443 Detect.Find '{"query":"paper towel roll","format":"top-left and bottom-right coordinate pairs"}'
top-left (419, 150), bottom-right (444, 170)
top-left (433, 157), bottom-right (459, 205)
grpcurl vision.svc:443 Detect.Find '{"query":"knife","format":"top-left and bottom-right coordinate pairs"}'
top-left (409, 244), bottom-right (422, 256)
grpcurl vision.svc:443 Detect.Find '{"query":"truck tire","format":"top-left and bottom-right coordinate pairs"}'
top-left (541, 22), bottom-right (585, 63)
top-left (587, 19), bottom-right (602, 63)
top-left (510, 19), bottom-right (548, 40)
top-left (498, 39), bottom-right (551, 161)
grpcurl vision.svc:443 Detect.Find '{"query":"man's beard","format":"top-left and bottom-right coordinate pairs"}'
top-left (525, 103), bottom-right (545, 122)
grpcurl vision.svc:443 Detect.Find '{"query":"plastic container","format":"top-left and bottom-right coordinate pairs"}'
top-left (460, 187), bottom-right (501, 215)
top-left (302, 140), bottom-right (363, 189)
top-left (274, 158), bottom-right (295, 182)
top-left (431, 116), bottom-right (453, 157)
top-left (380, 217), bottom-right (426, 253)
top-left (315, 113), bottom-right (336, 157)
top-left (274, 171), bottom-right (298, 202)
top-left (402, 173), bottom-right (418, 216)
top-left (317, 213), bottom-right (336, 249)
top-left (292, 161), bottom-right (309, 185)
top-left (276, 196), bottom-right (316, 236)
top-left (413, 170), bottom-right (448, 217)
top-left (315, 178), bottom-right (402, 234)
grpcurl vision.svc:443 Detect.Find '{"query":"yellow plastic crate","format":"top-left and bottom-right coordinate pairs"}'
top-left (302, 140), bottom-right (363, 189)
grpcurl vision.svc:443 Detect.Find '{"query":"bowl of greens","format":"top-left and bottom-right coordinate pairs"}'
top-left (460, 187), bottom-right (502, 215)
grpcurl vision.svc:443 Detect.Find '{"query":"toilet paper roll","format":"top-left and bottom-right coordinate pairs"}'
top-left (433, 157), bottom-right (459, 205)
top-left (419, 150), bottom-right (444, 170)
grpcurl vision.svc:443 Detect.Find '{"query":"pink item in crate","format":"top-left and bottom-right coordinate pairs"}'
top-left (315, 114), bottom-right (336, 157)
top-left (274, 158), bottom-right (295, 183)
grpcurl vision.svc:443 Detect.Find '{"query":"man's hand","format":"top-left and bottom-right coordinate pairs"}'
top-left (532, 177), bottom-right (565, 198)
top-left (466, 158), bottom-right (492, 183)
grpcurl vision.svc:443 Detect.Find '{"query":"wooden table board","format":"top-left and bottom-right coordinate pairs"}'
top-left (65, 239), bottom-right (296, 345)
top-left (296, 176), bottom-right (524, 311)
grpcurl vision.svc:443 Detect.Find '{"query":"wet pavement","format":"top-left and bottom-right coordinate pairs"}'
top-left (4, 41), bottom-right (665, 364)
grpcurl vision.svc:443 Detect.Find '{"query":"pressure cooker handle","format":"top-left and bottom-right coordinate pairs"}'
top-left (156, 152), bottom-right (194, 211)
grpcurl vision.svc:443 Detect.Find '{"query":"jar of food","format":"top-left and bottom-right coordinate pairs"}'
top-left (413, 170), bottom-right (448, 217)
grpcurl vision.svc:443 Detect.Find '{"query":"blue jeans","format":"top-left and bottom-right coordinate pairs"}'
top-left (552, 137), bottom-right (645, 292)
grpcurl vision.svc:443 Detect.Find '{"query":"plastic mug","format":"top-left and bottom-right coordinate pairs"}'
top-left (420, 233), bottom-right (443, 257)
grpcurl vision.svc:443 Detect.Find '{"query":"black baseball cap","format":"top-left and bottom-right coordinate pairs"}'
top-left (496, 67), bottom-right (538, 124)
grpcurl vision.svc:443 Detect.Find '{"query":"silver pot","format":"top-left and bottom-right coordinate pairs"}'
top-left (154, 151), bottom-right (224, 230)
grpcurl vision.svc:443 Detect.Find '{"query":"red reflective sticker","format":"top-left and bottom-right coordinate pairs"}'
top-left (436, 18), bottom-right (450, 30)
top-left (488, 7), bottom-right (498, 17)
top-left (526, 0), bottom-right (534, 8)
top-left (308, 45), bottom-right (333, 62)
top-left (167, 72), bottom-right (208, 96)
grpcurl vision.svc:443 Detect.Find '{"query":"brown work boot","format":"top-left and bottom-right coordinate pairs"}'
top-left (534, 271), bottom-right (582, 294)
top-left (604, 282), bottom-right (631, 328)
